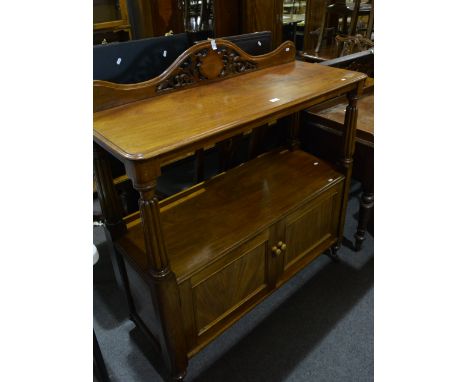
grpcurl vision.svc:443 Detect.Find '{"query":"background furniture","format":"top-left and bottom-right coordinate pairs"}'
top-left (93, 0), bottom-right (132, 45)
top-left (223, 30), bottom-right (272, 55)
top-left (93, 33), bottom-right (190, 84)
top-left (302, 48), bottom-right (374, 250)
top-left (94, 39), bottom-right (365, 380)
top-left (335, 33), bottom-right (374, 56)
top-left (315, 0), bottom-right (372, 53)
top-left (242, 0), bottom-right (284, 48)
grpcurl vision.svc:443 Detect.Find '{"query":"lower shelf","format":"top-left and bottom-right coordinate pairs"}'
top-left (116, 148), bottom-right (346, 357)
top-left (117, 149), bottom-right (344, 283)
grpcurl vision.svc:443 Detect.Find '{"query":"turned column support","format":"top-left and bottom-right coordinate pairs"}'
top-left (288, 111), bottom-right (301, 151)
top-left (93, 142), bottom-right (127, 240)
top-left (336, 81), bottom-right (363, 244)
top-left (124, 159), bottom-right (188, 380)
top-left (354, 190), bottom-right (374, 251)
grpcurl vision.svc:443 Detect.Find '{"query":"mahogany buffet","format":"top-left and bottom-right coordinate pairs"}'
top-left (93, 39), bottom-right (366, 381)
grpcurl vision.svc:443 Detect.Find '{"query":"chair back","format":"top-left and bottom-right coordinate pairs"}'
top-left (222, 31), bottom-right (272, 56)
top-left (93, 33), bottom-right (190, 83)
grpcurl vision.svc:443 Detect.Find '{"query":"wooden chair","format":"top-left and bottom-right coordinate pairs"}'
top-left (315, 0), bottom-right (373, 53)
top-left (302, 49), bottom-right (374, 250)
top-left (335, 33), bottom-right (374, 56)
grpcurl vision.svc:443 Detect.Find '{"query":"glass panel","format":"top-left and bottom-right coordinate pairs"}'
top-left (94, 0), bottom-right (122, 24)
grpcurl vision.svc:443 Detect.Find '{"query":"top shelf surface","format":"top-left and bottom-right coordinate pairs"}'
top-left (93, 61), bottom-right (366, 162)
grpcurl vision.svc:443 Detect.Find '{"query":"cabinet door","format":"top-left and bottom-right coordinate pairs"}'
top-left (180, 228), bottom-right (276, 352)
top-left (279, 180), bottom-right (343, 281)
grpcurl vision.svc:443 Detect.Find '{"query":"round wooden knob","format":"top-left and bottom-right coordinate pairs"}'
top-left (272, 246), bottom-right (278, 252)
top-left (278, 241), bottom-right (283, 247)
top-left (281, 244), bottom-right (287, 251)
top-left (275, 249), bottom-right (282, 256)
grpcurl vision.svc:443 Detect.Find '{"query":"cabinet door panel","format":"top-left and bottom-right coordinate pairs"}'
top-left (190, 230), bottom-right (270, 337)
top-left (284, 183), bottom-right (342, 270)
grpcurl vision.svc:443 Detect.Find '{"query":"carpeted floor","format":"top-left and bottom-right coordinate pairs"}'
top-left (93, 180), bottom-right (374, 382)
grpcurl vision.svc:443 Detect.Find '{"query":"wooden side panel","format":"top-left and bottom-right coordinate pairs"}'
top-left (283, 184), bottom-right (342, 270)
top-left (123, 256), bottom-right (164, 345)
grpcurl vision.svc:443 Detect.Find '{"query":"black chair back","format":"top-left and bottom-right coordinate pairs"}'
top-left (93, 33), bottom-right (190, 83)
top-left (222, 31), bottom-right (272, 56)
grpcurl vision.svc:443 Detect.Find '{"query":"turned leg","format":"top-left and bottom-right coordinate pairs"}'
top-left (93, 142), bottom-right (127, 240)
top-left (354, 143), bottom-right (374, 251)
top-left (315, 5), bottom-right (328, 53)
top-left (366, 0), bottom-right (374, 39)
top-left (355, 190), bottom-right (374, 251)
top-left (248, 125), bottom-right (267, 160)
top-left (349, 0), bottom-right (361, 36)
top-left (288, 112), bottom-right (301, 151)
top-left (336, 87), bottom-right (360, 246)
top-left (326, 243), bottom-right (340, 262)
top-left (194, 148), bottom-right (205, 183)
top-left (94, 142), bottom-right (137, 319)
top-left (125, 160), bottom-right (188, 381)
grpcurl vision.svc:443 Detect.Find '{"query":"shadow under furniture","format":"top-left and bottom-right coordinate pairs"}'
top-left (94, 244), bottom-right (111, 382)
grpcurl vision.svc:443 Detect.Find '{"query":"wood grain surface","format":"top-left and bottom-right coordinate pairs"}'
top-left (94, 61), bottom-right (366, 162)
top-left (116, 150), bottom-right (344, 283)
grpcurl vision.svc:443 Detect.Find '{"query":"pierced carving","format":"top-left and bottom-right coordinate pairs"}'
top-left (156, 54), bottom-right (201, 93)
top-left (336, 34), bottom-right (374, 57)
top-left (218, 46), bottom-right (257, 77)
top-left (156, 45), bottom-right (257, 93)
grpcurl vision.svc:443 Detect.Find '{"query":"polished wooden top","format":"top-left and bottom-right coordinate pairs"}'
top-left (93, 61), bottom-right (366, 162)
